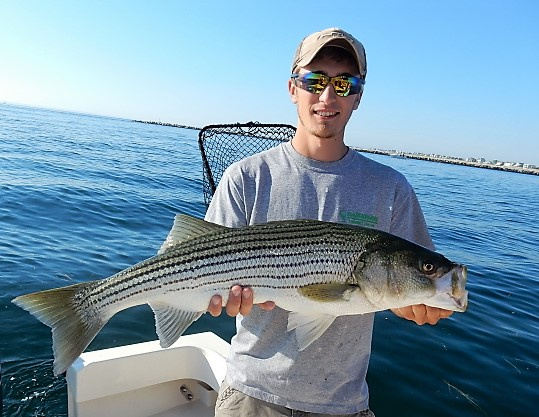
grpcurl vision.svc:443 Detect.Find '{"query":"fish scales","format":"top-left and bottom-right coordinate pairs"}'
top-left (92, 222), bottom-right (355, 291)
top-left (12, 214), bottom-right (468, 375)
top-left (88, 221), bottom-right (362, 313)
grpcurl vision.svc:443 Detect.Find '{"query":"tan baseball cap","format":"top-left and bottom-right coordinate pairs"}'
top-left (292, 28), bottom-right (367, 78)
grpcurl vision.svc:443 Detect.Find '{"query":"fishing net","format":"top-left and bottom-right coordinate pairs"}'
top-left (198, 122), bottom-right (296, 208)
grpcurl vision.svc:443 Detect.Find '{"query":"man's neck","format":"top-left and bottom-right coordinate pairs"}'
top-left (291, 130), bottom-right (348, 162)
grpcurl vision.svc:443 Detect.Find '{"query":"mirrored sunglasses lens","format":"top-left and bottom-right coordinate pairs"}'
top-left (332, 77), bottom-right (352, 96)
top-left (301, 73), bottom-right (328, 94)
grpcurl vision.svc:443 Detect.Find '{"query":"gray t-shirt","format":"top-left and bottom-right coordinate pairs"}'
top-left (205, 142), bottom-right (433, 414)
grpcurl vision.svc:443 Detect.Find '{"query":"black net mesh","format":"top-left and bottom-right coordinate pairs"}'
top-left (198, 122), bottom-right (296, 208)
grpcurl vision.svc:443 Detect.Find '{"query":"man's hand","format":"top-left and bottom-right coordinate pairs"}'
top-left (207, 285), bottom-right (275, 317)
top-left (391, 304), bottom-right (453, 325)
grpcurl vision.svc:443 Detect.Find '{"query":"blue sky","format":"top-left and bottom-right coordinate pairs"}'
top-left (1, 1), bottom-right (538, 164)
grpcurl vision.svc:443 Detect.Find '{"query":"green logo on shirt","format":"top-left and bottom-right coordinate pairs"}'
top-left (339, 211), bottom-right (378, 228)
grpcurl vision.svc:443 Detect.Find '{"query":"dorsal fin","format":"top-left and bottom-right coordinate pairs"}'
top-left (158, 214), bottom-right (227, 254)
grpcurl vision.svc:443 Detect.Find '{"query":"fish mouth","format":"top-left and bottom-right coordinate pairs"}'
top-left (448, 265), bottom-right (468, 311)
top-left (432, 265), bottom-right (468, 312)
top-left (450, 291), bottom-right (468, 311)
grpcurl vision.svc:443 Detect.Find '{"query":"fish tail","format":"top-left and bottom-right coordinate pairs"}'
top-left (12, 282), bottom-right (109, 375)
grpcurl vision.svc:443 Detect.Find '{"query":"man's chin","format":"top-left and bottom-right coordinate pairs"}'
top-left (311, 125), bottom-right (344, 140)
top-left (298, 114), bottom-right (345, 140)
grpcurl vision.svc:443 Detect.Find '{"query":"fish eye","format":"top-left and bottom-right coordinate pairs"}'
top-left (420, 261), bottom-right (437, 274)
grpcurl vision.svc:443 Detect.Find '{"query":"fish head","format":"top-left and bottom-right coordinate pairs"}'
top-left (354, 236), bottom-right (468, 312)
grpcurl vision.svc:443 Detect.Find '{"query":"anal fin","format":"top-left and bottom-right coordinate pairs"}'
top-left (149, 301), bottom-right (203, 348)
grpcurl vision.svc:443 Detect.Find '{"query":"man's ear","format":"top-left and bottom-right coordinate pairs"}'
top-left (288, 79), bottom-right (298, 104)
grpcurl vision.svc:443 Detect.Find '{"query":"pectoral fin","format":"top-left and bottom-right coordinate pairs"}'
top-left (287, 312), bottom-right (336, 351)
top-left (149, 301), bottom-right (203, 348)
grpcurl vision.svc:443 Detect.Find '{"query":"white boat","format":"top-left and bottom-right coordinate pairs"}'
top-left (66, 332), bottom-right (230, 417)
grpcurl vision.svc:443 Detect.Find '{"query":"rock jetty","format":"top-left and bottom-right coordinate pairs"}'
top-left (357, 149), bottom-right (539, 176)
top-left (133, 119), bottom-right (538, 176)
top-left (133, 119), bottom-right (199, 130)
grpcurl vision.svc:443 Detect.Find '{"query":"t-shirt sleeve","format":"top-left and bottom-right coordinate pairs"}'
top-left (390, 180), bottom-right (435, 250)
top-left (204, 164), bottom-right (248, 227)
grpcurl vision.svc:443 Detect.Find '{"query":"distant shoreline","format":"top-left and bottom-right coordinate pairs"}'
top-left (355, 149), bottom-right (539, 176)
top-left (132, 119), bottom-right (199, 131)
top-left (132, 119), bottom-right (538, 176)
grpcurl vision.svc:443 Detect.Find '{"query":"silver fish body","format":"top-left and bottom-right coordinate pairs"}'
top-left (13, 214), bottom-right (468, 375)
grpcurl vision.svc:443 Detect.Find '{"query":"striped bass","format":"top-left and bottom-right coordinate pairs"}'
top-left (13, 214), bottom-right (468, 375)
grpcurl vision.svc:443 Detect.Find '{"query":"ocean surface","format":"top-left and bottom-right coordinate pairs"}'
top-left (1, 104), bottom-right (537, 417)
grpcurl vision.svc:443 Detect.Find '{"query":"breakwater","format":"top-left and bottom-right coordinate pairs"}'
top-left (132, 119), bottom-right (538, 176)
top-left (133, 119), bottom-right (199, 130)
top-left (356, 148), bottom-right (539, 176)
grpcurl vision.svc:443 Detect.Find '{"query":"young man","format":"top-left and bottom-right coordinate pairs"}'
top-left (205, 28), bottom-right (452, 417)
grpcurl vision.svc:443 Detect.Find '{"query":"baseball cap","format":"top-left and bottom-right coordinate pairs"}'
top-left (292, 28), bottom-right (367, 78)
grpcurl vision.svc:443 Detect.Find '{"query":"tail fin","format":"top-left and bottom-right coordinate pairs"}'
top-left (12, 282), bottom-right (109, 375)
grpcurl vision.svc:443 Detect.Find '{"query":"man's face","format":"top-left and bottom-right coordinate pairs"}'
top-left (289, 55), bottom-right (362, 141)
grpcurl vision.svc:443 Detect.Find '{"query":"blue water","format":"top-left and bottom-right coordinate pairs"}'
top-left (1, 104), bottom-right (537, 416)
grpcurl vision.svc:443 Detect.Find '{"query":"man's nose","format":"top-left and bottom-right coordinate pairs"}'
top-left (318, 83), bottom-right (338, 103)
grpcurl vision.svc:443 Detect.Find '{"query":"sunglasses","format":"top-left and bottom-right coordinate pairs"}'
top-left (291, 72), bottom-right (365, 97)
